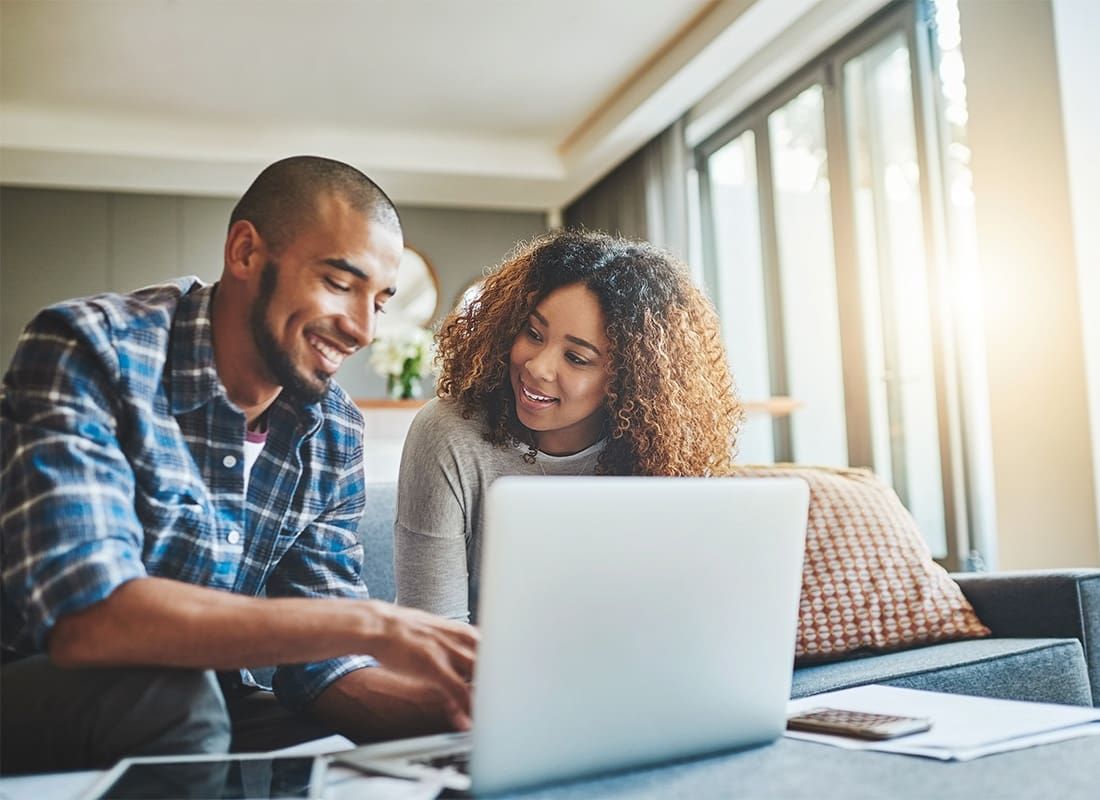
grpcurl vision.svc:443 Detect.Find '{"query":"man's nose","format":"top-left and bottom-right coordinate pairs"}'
top-left (340, 302), bottom-right (372, 348)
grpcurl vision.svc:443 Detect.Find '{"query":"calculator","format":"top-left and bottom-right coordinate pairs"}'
top-left (786, 707), bottom-right (933, 740)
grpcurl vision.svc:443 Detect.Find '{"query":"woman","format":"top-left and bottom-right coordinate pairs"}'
top-left (394, 228), bottom-right (742, 622)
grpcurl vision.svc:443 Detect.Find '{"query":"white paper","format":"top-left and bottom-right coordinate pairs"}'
top-left (267, 733), bottom-right (356, 757)
top-left (271, 735), bottom-right (444, 797)
top-left (785, 685), bottom-right (1100, 760)
top-left (325, 766), bottom-right (444, 800)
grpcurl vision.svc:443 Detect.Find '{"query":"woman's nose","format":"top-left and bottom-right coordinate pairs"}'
top-left (526, 348), bottom-right (555, 382)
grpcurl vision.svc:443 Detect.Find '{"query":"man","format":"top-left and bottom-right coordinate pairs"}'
top-left (0, 156), bottom-right (477, 774)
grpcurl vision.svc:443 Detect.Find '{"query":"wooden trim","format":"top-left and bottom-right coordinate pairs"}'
top-left (354, 398), bottom-right (429, 410)
top-left (743, 397), bottom-right (802, 418)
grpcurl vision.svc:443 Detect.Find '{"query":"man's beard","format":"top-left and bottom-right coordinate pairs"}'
top-left (249, 260), bottom-right (330, 405)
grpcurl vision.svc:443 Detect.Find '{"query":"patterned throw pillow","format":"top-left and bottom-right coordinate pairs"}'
top-left (731, 464), bottom-right (991, 663)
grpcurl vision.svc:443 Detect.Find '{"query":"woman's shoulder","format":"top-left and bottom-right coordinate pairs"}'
top-left (402, 396), bottom-right (505, 477)
top-left (408, 396), bottom-right (488, 443)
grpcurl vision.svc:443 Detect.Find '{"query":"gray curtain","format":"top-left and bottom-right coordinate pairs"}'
top-left (564, 118), bottom-right (690, 260)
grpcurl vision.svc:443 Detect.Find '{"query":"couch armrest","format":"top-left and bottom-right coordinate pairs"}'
top-left (952, 569), bottom-right (1100, 705)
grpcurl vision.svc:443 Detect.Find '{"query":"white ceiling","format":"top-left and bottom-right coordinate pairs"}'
top-left (0, 0), bottom-right (881, 211)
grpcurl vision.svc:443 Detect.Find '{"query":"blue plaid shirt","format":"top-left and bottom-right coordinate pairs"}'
top-left (1, 278), bottom-right (375, 710)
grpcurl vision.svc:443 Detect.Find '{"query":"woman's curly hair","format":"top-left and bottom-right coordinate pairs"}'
top-left (435, 228), bottom-right (743, 476)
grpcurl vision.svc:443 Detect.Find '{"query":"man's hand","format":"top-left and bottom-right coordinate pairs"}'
top-left (359, 600), bottom-right (479, 730)
top-left (310, 664), bottom-right (471, 742)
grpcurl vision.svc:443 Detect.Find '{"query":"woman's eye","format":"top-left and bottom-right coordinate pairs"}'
top-left (526, 326), bottom-right (542, 342)
top-left (566, 353), bottom-right (589, 366)
top-left (325, 277), bottom-right (350, 292)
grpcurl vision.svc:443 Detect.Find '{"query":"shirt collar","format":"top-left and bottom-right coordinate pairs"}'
top-left (167, 281), bottom-right (222, 416)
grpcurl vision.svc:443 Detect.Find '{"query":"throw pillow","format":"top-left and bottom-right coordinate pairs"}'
top-left (730, 464), bottom-right (991, 662)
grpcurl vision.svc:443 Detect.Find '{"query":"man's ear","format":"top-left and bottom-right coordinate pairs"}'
top-left (224, 220), bottom-right (267, 279)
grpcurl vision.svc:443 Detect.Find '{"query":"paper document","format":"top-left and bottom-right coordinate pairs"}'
top-left (269, 733), bottom-right (356, 756)
top-left (786, 685), bottom-right (1100, 761)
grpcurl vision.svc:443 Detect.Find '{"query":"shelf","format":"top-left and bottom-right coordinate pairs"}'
top-left (354, 398), bottom-right (429, 410)
top-left (743, 397), bottom-right (802, 418)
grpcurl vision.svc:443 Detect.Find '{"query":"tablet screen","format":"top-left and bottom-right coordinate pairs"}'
top-left (92, 754), bottom-right (321, 799)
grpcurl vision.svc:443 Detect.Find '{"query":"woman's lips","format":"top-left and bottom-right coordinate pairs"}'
top-left (518, 381), bottom-right (558, 409)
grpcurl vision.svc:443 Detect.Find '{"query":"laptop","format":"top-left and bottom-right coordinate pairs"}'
top-left (335, 476), bottom-right (809, 794)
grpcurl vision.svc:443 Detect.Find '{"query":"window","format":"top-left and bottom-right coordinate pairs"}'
top-left (704, 131), bottom-right (774, 462)
top-left (696, 0), bottom-right (965, 564)
top-left (769, 85), bottom-right (849, 467)
top-left (843, 31), bottom-right (947, 554)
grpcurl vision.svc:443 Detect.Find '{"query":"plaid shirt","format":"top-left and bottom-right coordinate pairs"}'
top-left (1, 278), bottom-right (374, 710)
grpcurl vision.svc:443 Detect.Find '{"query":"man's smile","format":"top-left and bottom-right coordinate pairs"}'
top-left (306, 331), bottom-right (355, 372)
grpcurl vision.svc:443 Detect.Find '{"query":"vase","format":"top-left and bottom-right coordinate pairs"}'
top-left (387, 374), bottom-right (422, 400)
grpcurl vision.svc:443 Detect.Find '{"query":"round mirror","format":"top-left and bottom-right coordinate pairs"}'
top-left (453, 277), bottom-right (484, 315)
top-left (376, 245), bottom-right (440, 336)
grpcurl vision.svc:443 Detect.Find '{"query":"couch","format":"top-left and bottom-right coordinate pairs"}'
top-left (359, 483), bottom-right (1100, 708)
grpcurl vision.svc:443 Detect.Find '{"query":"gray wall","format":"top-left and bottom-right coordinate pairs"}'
top-left (0, 187), bottom-right (546, 398)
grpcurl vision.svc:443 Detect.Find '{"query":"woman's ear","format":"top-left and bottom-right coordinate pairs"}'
top-left (224, 220), bottom-right (266, 280)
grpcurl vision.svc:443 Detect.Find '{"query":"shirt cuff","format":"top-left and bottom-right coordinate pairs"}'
top-left (271, 655), bottom-right (379, 711)
top-left (24, 543), bottom-right (147, 650)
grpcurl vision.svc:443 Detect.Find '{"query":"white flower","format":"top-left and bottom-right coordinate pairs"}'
top-left (369, 326), bottom-right (435, 378)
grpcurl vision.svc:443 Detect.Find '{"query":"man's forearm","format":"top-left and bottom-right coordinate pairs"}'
top-left (47, 576), bottom-right (382, 669)
top-left (308, 666), bottom-right (459, 742)
top-left (48, 575), bottom-right (478, 730)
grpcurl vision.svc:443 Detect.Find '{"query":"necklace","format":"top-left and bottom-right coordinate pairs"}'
top-left (524, 443), bottom-right (602, 476)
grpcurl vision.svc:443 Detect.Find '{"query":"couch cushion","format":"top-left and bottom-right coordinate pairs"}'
top-left (359, 482), bottom-right (398, 602)
top-left (731, 465), bottom-right (990, 663)
top-left (791, 637), bottom-right (1093, 706)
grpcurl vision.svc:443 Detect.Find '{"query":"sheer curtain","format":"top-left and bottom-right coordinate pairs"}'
top-left (564, 118), bottom-right (690, 260)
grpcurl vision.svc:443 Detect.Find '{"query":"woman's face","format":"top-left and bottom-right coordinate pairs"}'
top-left (509, 283), bottom-right (611, 456)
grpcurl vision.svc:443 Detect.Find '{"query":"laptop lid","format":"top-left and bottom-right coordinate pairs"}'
top-left (469, 475), bottom-right (809, 794)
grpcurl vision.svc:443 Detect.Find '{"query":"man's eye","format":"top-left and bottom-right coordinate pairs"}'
top-left (325, 277), bottom-right (350, 292)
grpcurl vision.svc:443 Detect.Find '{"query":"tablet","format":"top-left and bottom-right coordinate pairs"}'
top-left (82, 752), bottom-right (326, 800)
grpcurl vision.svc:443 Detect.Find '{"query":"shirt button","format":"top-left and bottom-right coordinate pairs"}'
top-left (222, 455), bottom-right (238, 469)
top-left (227, 530), bottom-right (241, 545)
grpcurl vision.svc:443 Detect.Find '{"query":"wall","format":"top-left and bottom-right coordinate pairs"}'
top-left (0, 187), bottom-right (546, 399)
top-left (1052, 0), bottom-right (1100, 563)
top-left (958, 0), bottom-right (1098, 567)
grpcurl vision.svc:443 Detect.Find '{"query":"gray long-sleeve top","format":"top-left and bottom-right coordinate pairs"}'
top-left (393, 398), bottom-right (604, 622)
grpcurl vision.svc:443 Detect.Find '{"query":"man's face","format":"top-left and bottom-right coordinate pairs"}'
top-left (248, 194), bottom-right (402, 404)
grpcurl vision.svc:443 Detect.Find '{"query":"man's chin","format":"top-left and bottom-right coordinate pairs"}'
top-left (281, 369), bottom-right (331, 405)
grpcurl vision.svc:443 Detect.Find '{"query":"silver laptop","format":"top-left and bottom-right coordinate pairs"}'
top-left (336, 476), bottom-right (809, 794)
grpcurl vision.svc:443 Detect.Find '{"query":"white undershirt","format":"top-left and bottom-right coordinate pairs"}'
top-left (242, 433), bottom-right (267, 493)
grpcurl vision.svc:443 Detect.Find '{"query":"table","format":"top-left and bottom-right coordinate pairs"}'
top-left (461, 735), bottom-right (1100, 799)
top-left (3, 735), bottom-right (1097, 800)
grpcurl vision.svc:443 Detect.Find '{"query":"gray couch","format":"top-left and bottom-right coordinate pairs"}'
top-left (359, 484), bottom-right (1100, 708)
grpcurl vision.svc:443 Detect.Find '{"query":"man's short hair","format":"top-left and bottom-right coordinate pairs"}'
top-left (230, 156), bottom-right (401, 254)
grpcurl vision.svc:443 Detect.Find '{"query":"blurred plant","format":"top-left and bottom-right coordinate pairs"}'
top-left (369, 327), bottom-right (435, 399)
